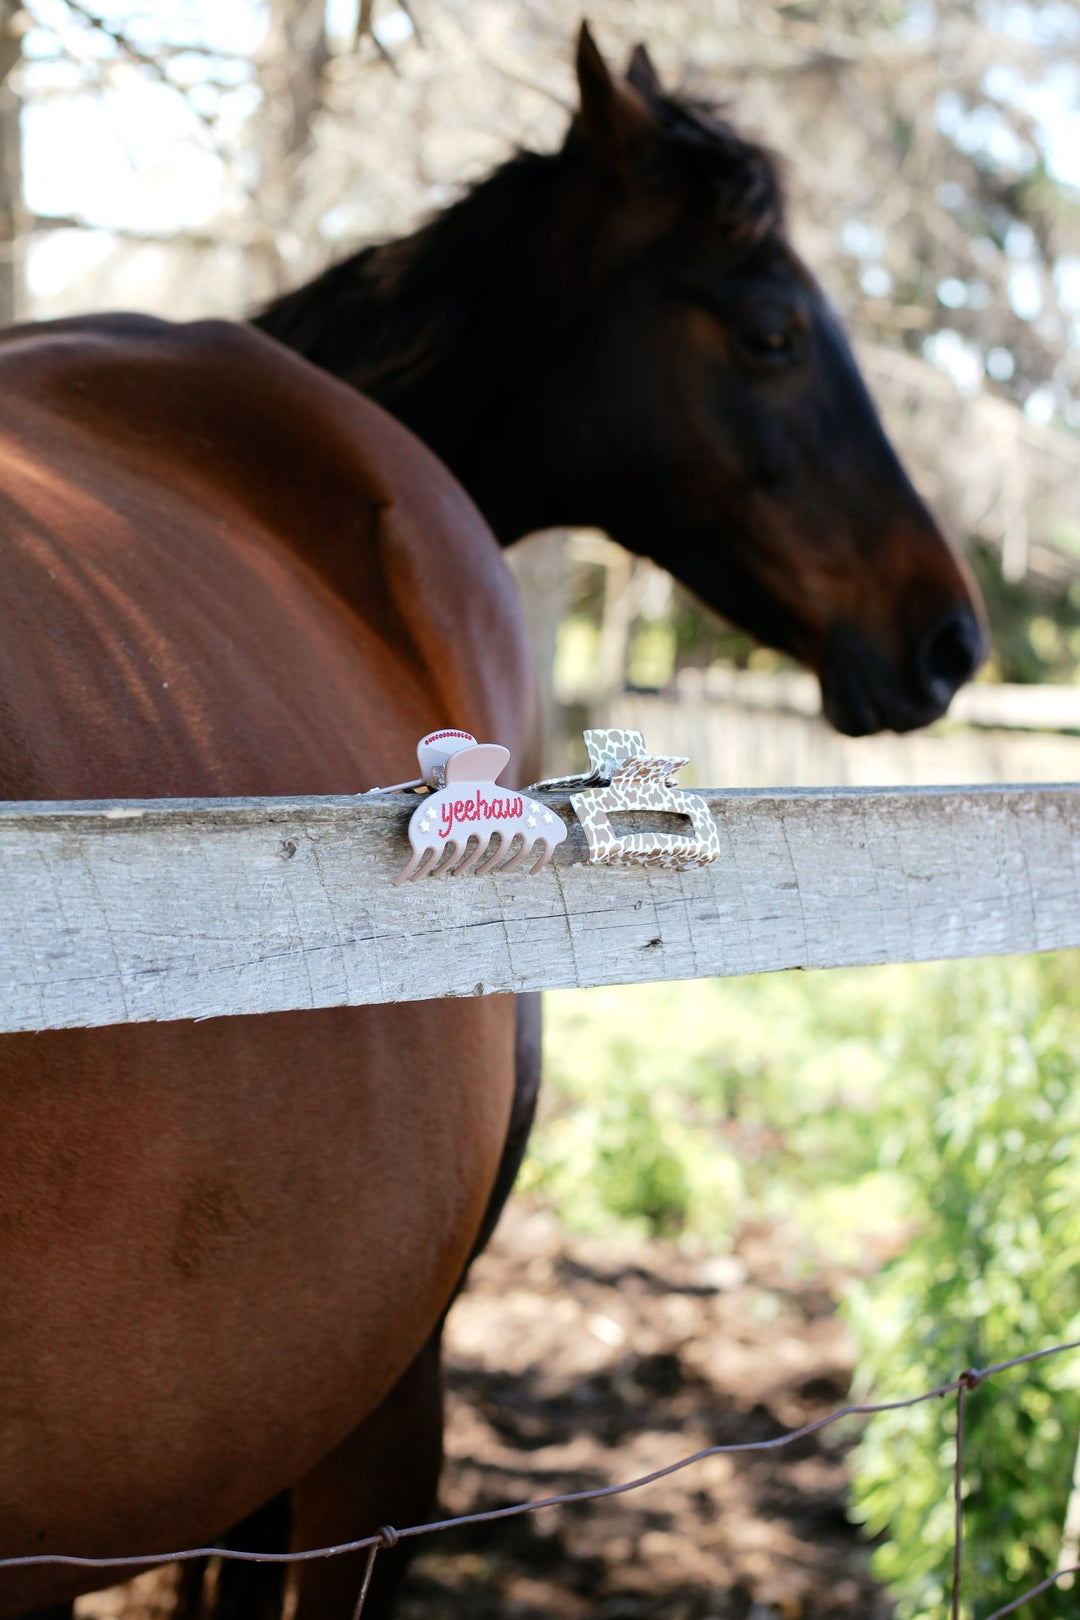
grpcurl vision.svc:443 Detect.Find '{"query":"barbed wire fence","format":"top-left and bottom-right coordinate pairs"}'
top-left (4, 1338), bottom-right (1080, 1620)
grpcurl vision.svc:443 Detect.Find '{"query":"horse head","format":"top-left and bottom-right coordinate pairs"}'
top-left (531, 27), bottom-right (985, 736)
top-left (257, 25), bottom-right (986, 738)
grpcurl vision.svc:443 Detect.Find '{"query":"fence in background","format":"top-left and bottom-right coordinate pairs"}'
top-left (574, 670), bottom-right (1080, 789)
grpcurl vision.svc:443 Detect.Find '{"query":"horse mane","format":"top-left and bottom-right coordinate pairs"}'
top-left (255, 149), bottom-right (556, 398)
top-left (637, 89), bottom-right (785, 249)
top-left (254, 85), bottom-right (785, 402)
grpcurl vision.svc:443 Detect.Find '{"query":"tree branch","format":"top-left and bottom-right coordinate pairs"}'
top-left (29, 210), bottom-right (244, 248)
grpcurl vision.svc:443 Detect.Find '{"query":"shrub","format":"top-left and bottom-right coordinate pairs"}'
top-left (524, 956), bottom-right (1080, 1617)
top-left (848, 955), bottom-right (1080, 1620)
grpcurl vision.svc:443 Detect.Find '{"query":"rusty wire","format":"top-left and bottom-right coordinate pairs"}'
top-left (349, 1539), bottom-right (381, 1620)
top-left (950, 1368), bottom-right (980, 1620)
top-left (983, 1562), bottom-right (1080, 1618)
top-left (2, 1337), bottom-right (1080, 1618)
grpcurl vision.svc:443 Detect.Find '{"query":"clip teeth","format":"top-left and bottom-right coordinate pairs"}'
top-left (427, 840), bottom-right (462, 879)
top-left (492, 834), bottom-right (534, 877)
top-left (449, 835), bottom-right (484, 878)
top-left (529, 841), bottom-right (556, 876)
top-left (470, 830), bottom-right (514, 878)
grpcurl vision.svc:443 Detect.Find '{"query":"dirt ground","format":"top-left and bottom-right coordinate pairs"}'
top-left (79, 1204), bottom-right (892, 1620)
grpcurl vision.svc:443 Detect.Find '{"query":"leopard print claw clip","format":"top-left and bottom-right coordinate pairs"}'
top-left (531, 729), bottom-right (720, 871)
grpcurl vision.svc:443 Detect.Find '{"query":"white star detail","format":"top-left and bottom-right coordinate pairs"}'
top-left (542, 811), bottom-right (554, 825)
top-left (526, 813), bottom-right (538, 829)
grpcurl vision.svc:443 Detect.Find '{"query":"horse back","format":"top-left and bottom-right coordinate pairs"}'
top-left (0, 313), bottom-right (535, 799)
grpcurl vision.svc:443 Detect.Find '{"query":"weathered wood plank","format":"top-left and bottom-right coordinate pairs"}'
top-left (1, 785), bottom-right (1079, 1032)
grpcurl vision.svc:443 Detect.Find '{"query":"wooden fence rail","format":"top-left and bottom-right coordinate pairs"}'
top-left (3, 784), bottom-right (1080, 1033)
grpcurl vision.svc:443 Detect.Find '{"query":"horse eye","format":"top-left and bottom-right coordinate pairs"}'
top-left (737, 324), bottom-right (800, 367)
top-left (673, 272), bottom-right (805, 369)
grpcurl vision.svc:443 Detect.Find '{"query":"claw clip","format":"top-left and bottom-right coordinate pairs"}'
top-left (392, 731), bottom-right (567, 886)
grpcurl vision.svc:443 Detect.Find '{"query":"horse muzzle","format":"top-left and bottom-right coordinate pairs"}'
top-left (820, 607), bottom-right (986, 737)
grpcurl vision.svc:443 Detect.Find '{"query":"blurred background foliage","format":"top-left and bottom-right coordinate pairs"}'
top-left (8, 1), bottom-right (1080, 1613)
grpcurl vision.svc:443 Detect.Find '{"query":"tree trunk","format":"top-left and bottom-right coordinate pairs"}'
top-left (253, 0), bottom-right (329, 299)
top-left (505, 530), bottom-right (570, 775)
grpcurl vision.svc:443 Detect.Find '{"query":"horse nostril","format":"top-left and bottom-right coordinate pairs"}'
top-left (916, 607), bottom-right (984, 707)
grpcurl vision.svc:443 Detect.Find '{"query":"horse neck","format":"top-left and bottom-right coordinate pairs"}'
top-left (256, 153), bottom-right (576, 545)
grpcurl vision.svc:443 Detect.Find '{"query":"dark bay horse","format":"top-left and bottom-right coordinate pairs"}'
top-left (258, 27), bottom-right (985, 735)
top-left (0, 28), bottom-right (984, 1620)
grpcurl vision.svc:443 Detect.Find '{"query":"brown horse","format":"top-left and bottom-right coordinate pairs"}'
top-left (0, 316), bottom-right (538, 1620)
top-left (0, 29), bottom-right (983, 1620)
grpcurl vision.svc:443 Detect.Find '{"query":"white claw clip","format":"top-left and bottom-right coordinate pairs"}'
top-left (392, 731), bottom-right (568, 886)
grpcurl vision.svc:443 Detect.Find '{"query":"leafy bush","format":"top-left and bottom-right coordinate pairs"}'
top-left (526, 955), bottom-right (1080, 1618)
top-left (848, 955), bottom-right (1080, 1619)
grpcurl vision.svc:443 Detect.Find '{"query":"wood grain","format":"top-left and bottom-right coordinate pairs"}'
top-left (2, 785), bottom-right (1079, 1031)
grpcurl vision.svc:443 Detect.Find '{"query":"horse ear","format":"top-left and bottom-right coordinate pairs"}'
top-left (575, 21), bottom-right (658, 184)
top-left (626, 42), bottom-right (663, 101)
